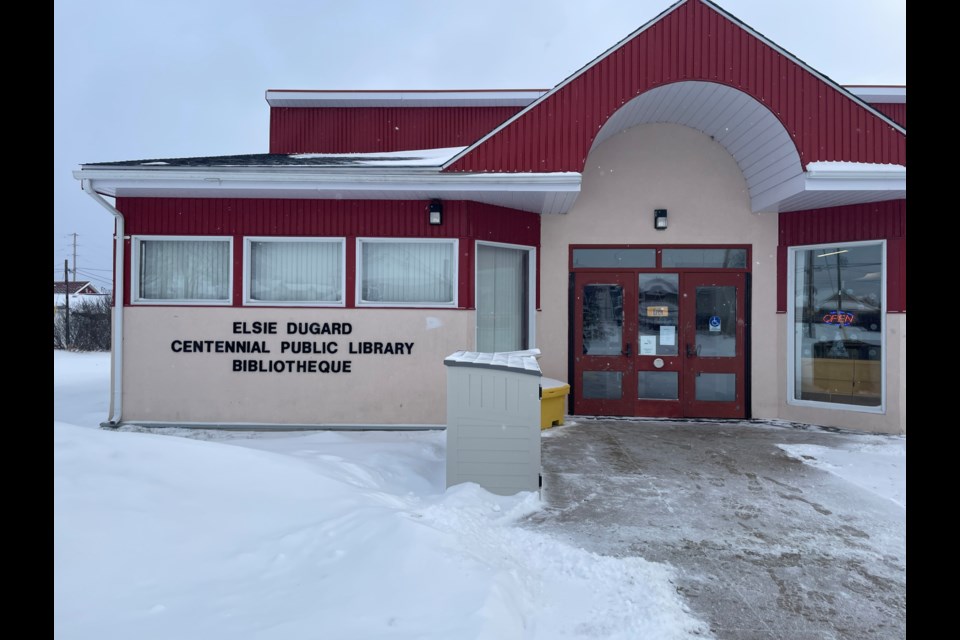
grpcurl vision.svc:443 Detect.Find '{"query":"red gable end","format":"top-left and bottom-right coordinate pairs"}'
top-left (445, 0), bottom-right (905, 174)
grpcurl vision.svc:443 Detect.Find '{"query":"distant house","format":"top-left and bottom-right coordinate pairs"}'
top-left (54, 281), bottom-right (108, 314)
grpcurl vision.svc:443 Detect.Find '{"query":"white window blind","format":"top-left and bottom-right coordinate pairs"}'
top-left (249, 240), bottom-right (342, 303)
top-left (138, 238), bottom-right (231, 302)
top-left (476, 244), bottom-right (529, 352)
top-left (360, 240), bottom-right (455, 305)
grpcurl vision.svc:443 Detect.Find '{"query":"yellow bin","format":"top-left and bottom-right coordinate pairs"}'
top-left (540, 377), bottom-right (570, 430)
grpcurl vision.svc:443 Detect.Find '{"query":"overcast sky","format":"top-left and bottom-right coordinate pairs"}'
top-left (53, 0), bottom-right (905, 287)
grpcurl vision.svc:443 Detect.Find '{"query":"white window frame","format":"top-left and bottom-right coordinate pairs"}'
top-left (131, 235), bottom-right (233, 306)
top-left (356, 238), bottom-right (459, 308)
top-left (475, 240), bottom-right (537, 351)
top-left (242, 237), bottom-right (346, 307)
top-left (786, 239), bottom-right (886, 414)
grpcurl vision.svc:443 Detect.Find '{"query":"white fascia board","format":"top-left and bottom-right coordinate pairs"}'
top-left (843, 86), bottom-right (906, 104)
top-left (749, 164), bottom-right (906, 212)
top-left (803, 175), bottom-right (906, 193)
top-left (804, 163), bottom-right (906, 182)
top-left (73, 167), bottom-right (581, 196)
top-left (265, 90), bottom-right (548, 108)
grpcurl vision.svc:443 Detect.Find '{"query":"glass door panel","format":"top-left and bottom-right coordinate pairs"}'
top-left (573, 273), bottom-right (635, 415)
top-left (695, 286), bottom-right (736, 357)
top-left (583, 284), bottom-right (624, 356)
top-left (635, 273), bottom-right (683, 416)
top-left (638, 274), bottom-right (679, 356)
top-left (682, 273), bottom-right (745, 418)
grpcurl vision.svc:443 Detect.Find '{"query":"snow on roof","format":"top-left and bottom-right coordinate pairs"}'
top-left (290, 147), bottom-right (467, 167)
top-left (805, 162), bottom-right (906, 175)
top-left (84, 147), bottom-right (469, 169)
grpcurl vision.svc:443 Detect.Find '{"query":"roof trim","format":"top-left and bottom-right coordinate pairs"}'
top-left (72, 166), bottom-right (582, 215)
top-left (751, 162), bottom-right (906, 212)
top-left (265, 89), bottom-right (549, 108)
top-left (843, 86), bottom-right (906, 104)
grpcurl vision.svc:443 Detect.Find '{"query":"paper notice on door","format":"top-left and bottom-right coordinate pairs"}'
top-left (660, 325), bottom-right (676, 346)
top-left (640, 335), bottom-right (657, 355)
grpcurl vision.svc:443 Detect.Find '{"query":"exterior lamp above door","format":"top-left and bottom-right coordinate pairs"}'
top-left (429, 200), bottom-right (443, 225)
top-left (654, 209), bottom-right (668, 230)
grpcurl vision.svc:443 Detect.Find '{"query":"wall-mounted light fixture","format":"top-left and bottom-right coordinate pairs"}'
top-left (428, 200), bottom-right (443, 225)
top-left (654, 208), bottom-right (668, 230)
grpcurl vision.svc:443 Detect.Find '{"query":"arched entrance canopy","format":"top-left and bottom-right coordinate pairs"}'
top-left (590, 81), bottom-right (801, 211)
top-left (588, 81), bottom-right (904, 212)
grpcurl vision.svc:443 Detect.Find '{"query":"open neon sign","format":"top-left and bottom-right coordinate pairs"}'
top-left (822, 310), bottom-right (855, 326)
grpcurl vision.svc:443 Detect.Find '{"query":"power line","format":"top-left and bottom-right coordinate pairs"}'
top-left (74, 270), bottom-right (112, 281)
top-left (74, 271), bottom-right (112, 283)
top-left (73, 270), bottom-right (114, 289)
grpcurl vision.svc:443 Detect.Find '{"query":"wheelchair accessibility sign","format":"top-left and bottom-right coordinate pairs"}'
top-left (708, 315), bottom-right (721, 332)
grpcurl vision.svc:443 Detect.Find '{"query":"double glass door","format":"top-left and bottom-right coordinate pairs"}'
top-left (573, 271), bottom-right (746, 418)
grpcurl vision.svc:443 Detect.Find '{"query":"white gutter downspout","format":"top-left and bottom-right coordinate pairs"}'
top-left (81, 179), bottom-right (124, 426)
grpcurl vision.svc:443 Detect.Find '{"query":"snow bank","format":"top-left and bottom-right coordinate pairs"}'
top-left (53, 350), bottom-right (111, 428)
top-left (778, 438), bottom-right (906, 508)
top-left (54, 351), bottom-right (710, 639)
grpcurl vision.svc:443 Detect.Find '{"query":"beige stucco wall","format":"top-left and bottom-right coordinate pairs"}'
top-left (121, 307), bottom-right (474, 426)
top-left (537, 123), bottom-right (781, 419)
top-left (776, 313), bottom-right (905, 434)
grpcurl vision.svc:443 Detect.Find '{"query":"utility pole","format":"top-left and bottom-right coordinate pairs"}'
top-left (70, 233), bottom-right (79, 280)
top-left (64, 259), bottom-right (71, 349)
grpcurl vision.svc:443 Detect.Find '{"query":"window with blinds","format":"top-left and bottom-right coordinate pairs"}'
top-left (133, 236), bottom-right (232, 304)
top-left (245, 238), bottom-right (344, 305)
top-left (358, 239), bottom-right (458, 307)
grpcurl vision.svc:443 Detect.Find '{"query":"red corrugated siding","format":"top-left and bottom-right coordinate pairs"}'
top-left (447, 0), bottom-right (905, 173)
top-left (871, 103), bottom-right (906, 128)
top-left (269, 107), bottom-right (523, 154)
top-left (776, 200), bottom-right (905, 313)
top-left (117, 198), bottom-right (540, 308)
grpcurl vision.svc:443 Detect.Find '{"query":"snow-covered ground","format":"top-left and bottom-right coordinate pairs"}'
top-left (54, 351), bottom-right (710, 639)
top-left (54, 351), bottom-right (906, 639)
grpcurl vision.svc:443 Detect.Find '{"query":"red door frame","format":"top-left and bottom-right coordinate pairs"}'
top-left (569, 245), bottom-right (750, 419)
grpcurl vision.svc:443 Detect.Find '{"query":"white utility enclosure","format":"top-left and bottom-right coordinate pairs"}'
top-left (444, 350), bottom-right (542, 496)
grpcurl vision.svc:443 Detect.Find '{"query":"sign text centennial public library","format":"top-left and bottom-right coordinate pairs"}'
top-left (169, 322), bottom-right (414, 373)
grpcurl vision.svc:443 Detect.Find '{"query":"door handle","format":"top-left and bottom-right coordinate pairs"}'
top-left (686, 343), bottom-right (696, 358)
top-left (622, 342), bottom-right (632, 357)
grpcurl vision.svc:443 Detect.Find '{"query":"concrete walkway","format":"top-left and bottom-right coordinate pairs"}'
top-left (523, 419), bottom-right (906, 640)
